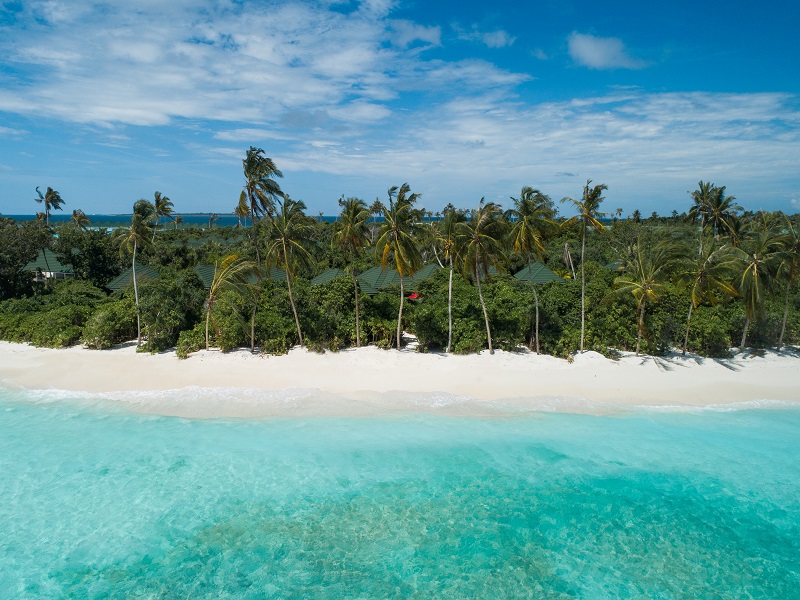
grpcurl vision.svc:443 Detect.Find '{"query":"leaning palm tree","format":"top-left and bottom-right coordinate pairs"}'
top-left (152, 192), bottom-right (174, 240)
top-left (204, 254), bottom-right (257, 350)
top-left (332, 197), bottom-right (370, 347)
top-left (456, 199), bottom-right (506, 355)
top-left (613, 238), bottom-right (680, 355)
top-left (70, 209), bottom-right (91, 231)
top-left (734, 220), bottom-right (783, 352)
top-left (241, 146), bottom-right (284, 222)
top-left (436, 207), bottom-right (466, 353)
top-left (113, 200), bottom-right (156, 346)
top-left (675, 238), bottom-right (739, 355)
top-left (35, 186), bottom-right (65, 227)
top-left (506, 187), bottom-right (558, 354)
top-left (561, 180), bottom-right (607, 352)
top-left (264, 196), bottom-right (315, 346)
top-left (375, 184), bottom-right (423, 350)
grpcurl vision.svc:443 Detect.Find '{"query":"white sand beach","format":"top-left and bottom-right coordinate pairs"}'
top-left (1, 341), bottom-right (798, 417)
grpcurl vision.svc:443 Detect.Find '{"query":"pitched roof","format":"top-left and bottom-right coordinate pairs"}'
top-left (24, 248), bottom-right (73, 273)
top-left (106, 264), bottom-right (160, 291)
top-left (357, 263), bottom-right (442, 295)
top-left (194, 263), bottom-right (287, 289)
top-left (311, 268), bottom-right (346, 286)
top-left (513, 262), bottom-right (563, 285)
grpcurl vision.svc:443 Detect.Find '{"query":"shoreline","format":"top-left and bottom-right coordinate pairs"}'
top-left (2, 341), bottom-right (799, 418)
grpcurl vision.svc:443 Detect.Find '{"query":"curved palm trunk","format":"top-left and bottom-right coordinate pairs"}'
top-left (740, 316), bottom-right (750, 353)
top-left (682, 302), bottom-right (694, 356)
top-left (397, 277), bottom-right (405, 350)
top-left (580, 222), bottom-right (586, 353)
top-left (353, 272), bottom-right (361, 347)
top-left (447, 255), bottom-right (454, 353)
top-left (636, 300), bottom-right (645, 356)
top-left (283, 249), bottom-right (303, 346)
top-left (779, 277), bottom-right (792, 349)
top-left (475, 259), bottom-right (493, 354)
top-left (205, 303), bottom-right (211, 351)
top-left (528, 258), bottom-right (541, 354)
top-left (132, 241), bottom-right (141, 346)
top-left (250, 300), bottom-right (257, 352)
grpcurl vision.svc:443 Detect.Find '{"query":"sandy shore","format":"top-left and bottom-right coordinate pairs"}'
top-left (1, 341), bottom-right (798, 417)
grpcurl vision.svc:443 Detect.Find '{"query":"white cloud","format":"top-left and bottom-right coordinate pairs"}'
top-left (390, 20), bottom-right (441, 48)
top-left (453, 24), bottom-right (516, 49)
top-left (568, 32), bottom-right (646, 70)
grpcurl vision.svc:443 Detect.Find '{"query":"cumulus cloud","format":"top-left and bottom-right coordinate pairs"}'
top-left (568, 32), bottom-right (646, 70)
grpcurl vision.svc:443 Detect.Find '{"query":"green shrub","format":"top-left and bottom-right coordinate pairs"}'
top-left (176, 322), bottom-right (205, 359)
top-left (82, 297), bottom-right (137, 349)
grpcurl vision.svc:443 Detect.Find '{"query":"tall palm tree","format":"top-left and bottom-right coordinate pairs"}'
top-left (264, 196), bottom-right (315, 346)
top-left (70, 209), bottom-right (91, 231)
top-left (152, 192), bottom-right (174, 240)
top-left (561, 180), bottom-right (607, 352)
top-left (114, 200), bottom-right (156, 346)
top-left (332, 197), bottom-right (370, 347)
top-left (613, 238), bottom-right (679, 355)
top-left (688, 181), bottom-right (741, 253)
top-left (506, 186), bottom-right (557, 353)
top-left (675, 239), bottom-right (739, 355)
top-left (777, 213), bottom-right (800, 349)
top-left (204, 254), bottom-right (257, 350)
top-left (173, 215), bottom-right (183, 230)
top-left (375, 184), bottom-right (423, 350)
top-left (456, 199), bottom-right (506, 354)
top-left (35, 186), bottom-right (65, 227)
top-left (734, 220), bottom-right (783, 352)
top-left (241, 146), bottom-right (284, 221)
top-left (436, 207), bottom-right (466, 353)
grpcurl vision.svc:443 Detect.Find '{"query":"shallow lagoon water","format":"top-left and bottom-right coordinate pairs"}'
top-left (1, 388), bottom-right (799, 598)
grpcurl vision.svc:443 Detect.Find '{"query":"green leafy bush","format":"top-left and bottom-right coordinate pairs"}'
top-left (82, 297), bottom-right (136, 349)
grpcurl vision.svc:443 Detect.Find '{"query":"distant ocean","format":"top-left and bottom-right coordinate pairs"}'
top-left (1, 387), bottom-right (798, 598)
top-left (4, 213), bottom-right (344, 228)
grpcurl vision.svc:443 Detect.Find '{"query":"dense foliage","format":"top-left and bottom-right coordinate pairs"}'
top-left (2, 177), bottom-right (799, 359)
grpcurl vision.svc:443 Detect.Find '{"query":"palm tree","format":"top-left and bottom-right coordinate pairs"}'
top-left (70, 209), bottom-right (91, 231)
top-left (688, 181), bottom-right (741, 253)
top-left (35, 186), bottom-right (65, 226)
top-left (241, 146), bottom-right (284, 221)
top-left (613, 238), bottom-right (679, 355)
top-left (675, 239), bottom-right (739, 355)
top-left (173, 215), bottom-right (183, 230)
top-left (506, 187), bottom-right (557, 354)
top-left (152, 192), bottom-right (174, 240)
top-left (114, 200), bottom-right (156, 346)
top-left (734, 220), bottom-right (783, 352)
top-left (562, 180), bottom-right (607, 352)
top-left (777, 213), bottom-right (800, 348)
top-left (332, 197), bottom-right (370, 347)
top-left (204, 254), bottom-right (257, 350)
top-left (436, 207), bottom-right (466, 353)
top-left (456, 199), bottom-right (506, 354)
top-left (375, 184), bottom-right (423, 350)
top-left (208, 213), bottom-right (219, 229)
top-left (264, 196), bottom-right (315, 346)
top-left (234, 193), bottom-right (251, 228)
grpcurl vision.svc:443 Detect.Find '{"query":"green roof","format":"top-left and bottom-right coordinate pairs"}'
top-left (107, 264), bottom-right (160, 291)
top-left (311, 268), bottom-right (346, 286)
top-left (357, 263), bottom-right (442, 295)
top-left (194, 263), bottom-right (287, 289)
top-left (513, 262), bottom-right (563, 285)
top-left (24, 249), bottom-right (73, 273)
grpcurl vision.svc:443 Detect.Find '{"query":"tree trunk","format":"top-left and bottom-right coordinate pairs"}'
top-left (475, 260), bottom-right (493, 354)
top-left (740, 316), bottom-right (750, 353)
top-left (250, 301), bottom-right (256, 352)
top-left (778, 277), bottom-right (792, 349)
top-left (580, 222), bottom-right (586, 353)
top-left (447, 256), bottom-right (453, 353)
top-left (397, 277), bottom-right (405, 350)
top-left (683, 302), bottom-right (694, 356)
top-left (133, 241), bottom-right (141, 346)
top-left (529, 258), bottom-right (540, 354)
top-left (353, 272), bottom-right (361, 347)
top-left (205, 302), bottom-right (211, 351)
top-left (636, 300), bottom-right (645, 355)
top-left (284, 262), bottom-right (303, 347)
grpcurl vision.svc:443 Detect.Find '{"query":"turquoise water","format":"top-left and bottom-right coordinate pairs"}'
top-left (1, 389), bottom-right (799, 599)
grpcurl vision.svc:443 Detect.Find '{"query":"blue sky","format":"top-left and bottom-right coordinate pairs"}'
top-left (1, 0), bottom-right (799, 217)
